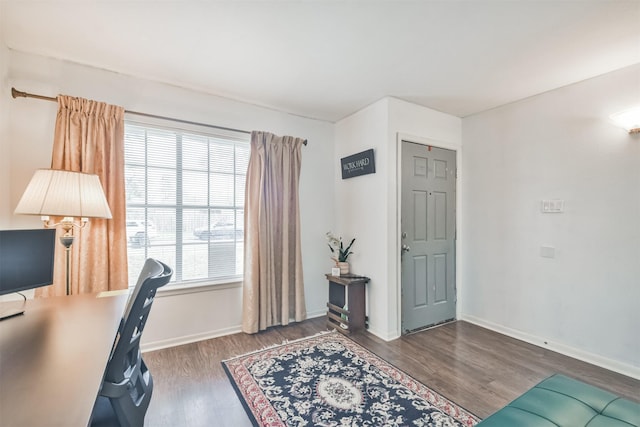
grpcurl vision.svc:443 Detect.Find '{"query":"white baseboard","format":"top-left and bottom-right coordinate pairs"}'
top-left (365, 326), bottom-right (400, 342)
top-left (141, 325), bottom-right (243, 353)
top-left (461, 314), bottom-right (640, 380)
top-left (307, 309), bottom-right (326, 319)
top-left (142, 309), bottom-right (329, 353)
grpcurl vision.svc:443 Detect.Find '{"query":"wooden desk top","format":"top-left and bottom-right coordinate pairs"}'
top-left (0, 293), bottom-right (127, 427)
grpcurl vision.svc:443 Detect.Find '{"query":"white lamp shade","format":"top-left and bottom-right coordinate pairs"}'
top-left (15, 169), bottom-right (112, 219)
top-left (610, 106), bottom-right (640, 133)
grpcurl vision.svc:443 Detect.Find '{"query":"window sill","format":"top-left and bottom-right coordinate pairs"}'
top-left (154, 277), bottom-right (243, 298)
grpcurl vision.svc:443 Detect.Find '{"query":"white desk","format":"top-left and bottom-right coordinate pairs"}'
top-left (0, 293), bottom-right (127, 426)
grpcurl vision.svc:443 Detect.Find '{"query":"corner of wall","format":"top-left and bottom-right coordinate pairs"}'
top-left (334, 98), bottom-right (391, 337)
top-left (335, 98), bottom-right (463, 338)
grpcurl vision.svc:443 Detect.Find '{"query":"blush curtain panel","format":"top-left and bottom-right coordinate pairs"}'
top-left (242, 131), bottom-right (306, 333)
top-left (37, 95), bottom-right (128, 297)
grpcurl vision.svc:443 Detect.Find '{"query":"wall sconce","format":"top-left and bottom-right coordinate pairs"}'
top-left (610, 106), bottom-right (640, 134)
top-left (14, 169), bottom-right (112, 295)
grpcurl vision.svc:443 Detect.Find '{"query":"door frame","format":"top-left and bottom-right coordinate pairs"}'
top-left (395, 133), bottom-right (463, 335)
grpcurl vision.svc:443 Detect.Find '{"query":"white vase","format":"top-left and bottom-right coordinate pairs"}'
top-left (337, 262), bottom-right (350, 275)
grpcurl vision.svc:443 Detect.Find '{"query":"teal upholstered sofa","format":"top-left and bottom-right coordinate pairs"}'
top-left (477, 374), bottom-right (640, 426)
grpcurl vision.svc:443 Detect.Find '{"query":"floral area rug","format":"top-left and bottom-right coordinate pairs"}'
top-left (222, 331), bottom-right (479, 427)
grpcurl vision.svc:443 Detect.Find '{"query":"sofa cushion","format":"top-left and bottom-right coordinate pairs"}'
top-left (603, 398), bottom-right (640, 425)
top-left (587, 415), bottom-right (639, 427)
top-left (477, 374), bottom-right (640, 427)
top-left (508, 387), bottom-right (597, 425)
top-left (538, 374), bottom-right (618, 408)
top-left (475, 407), bottom-right (558, 426)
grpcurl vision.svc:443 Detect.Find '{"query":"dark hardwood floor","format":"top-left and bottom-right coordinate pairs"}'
top-left (143, 318), bottom-right (639, 426)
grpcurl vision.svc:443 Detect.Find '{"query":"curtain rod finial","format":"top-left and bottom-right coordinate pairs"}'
top-left (11, 87), bottom-right (26, 99)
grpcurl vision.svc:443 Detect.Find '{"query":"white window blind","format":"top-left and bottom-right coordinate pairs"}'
top-left (124, 122), bottom-right (250, 286)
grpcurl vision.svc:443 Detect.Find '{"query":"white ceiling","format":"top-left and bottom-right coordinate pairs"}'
top-left (2, 1), bottom-right (639, 122)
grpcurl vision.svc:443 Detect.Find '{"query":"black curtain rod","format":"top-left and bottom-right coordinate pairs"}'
top-left (11, 87), bottom-right (307, 145)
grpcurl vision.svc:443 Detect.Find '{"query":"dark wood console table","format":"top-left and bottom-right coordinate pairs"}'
top-left (325, 274), bottom-right (369, 334)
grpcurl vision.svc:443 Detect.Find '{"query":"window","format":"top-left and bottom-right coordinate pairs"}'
top-left (124, 122), bottom-right (250, 287)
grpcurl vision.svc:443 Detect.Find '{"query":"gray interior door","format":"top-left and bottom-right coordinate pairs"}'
top-left (401, 141), bottom-right (456, 333)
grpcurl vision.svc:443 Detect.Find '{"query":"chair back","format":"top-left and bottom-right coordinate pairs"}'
top-left (92, 258), bottom-right (172, 427)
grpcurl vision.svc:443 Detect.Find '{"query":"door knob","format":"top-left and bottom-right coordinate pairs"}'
top-left (401, 244), bottom-right (411, 253)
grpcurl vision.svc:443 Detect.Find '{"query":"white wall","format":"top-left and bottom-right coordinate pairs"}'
top-left (334, 99), bottom-right (391, 338)
top-left (0, 21), bottom-right (10, 228)
top-left (461, 64), bottom-right (640, 378)
top-left (4, 49), bottom-right (335, 349)
top-left (335, 97), bottom-right (461, 340)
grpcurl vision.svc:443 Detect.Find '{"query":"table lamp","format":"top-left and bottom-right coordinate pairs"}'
top-left (14, 169), bottom-right (112, 295)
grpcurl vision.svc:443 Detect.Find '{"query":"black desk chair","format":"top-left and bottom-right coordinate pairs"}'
top-left (91, 258), bottom-right (173, 427)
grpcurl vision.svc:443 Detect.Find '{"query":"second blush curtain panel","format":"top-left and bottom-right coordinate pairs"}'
top-left (242, 131), bottom-right (306, 333)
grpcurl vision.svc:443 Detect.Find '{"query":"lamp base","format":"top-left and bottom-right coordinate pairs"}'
top-left (59, 235), bottom-right (74, 295)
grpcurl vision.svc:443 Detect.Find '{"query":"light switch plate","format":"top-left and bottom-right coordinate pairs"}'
top-left (541, 199), bottom-right (564, 213)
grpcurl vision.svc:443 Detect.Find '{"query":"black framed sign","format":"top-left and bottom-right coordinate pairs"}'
top-left (341, 149), bottom-right (375, 179)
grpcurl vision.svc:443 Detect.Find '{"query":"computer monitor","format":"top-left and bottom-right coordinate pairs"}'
top-left (0, 229), bottom-right (56, 319)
